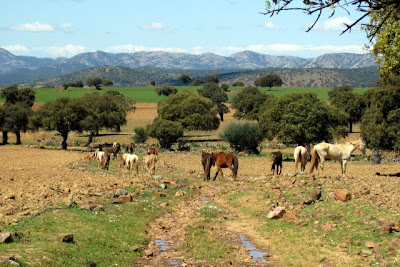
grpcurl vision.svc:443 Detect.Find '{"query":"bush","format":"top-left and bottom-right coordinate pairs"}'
top-left (219, 122), bottom-right (263, 154)
top-left (147, 119), bottom-right (184, 149)
top-left (232, 81), bottom-right (244, 87)
top-left (220, 83), bottom-right (230, 92)
top-left (134, 127), bottom-right (147, 144)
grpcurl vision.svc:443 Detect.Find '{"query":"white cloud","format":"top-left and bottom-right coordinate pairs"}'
top-left (264, 22), bottom-right (279, 30)
top-left (312, 17), bottom-right (355, 31)
top-left (1, 45), bottom-right (29, 54)
top-left (11, 22), bottom-right (54, 32)
top-left (47, 44), bottom-right (86, 57)
top-left (58, 23), bottom-right (73, 32)
top-left (140, 22), bottom-right (166, 30)
top-left (192, 46), bottom-right (204, 55)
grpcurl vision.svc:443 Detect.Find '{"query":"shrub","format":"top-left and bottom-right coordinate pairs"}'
top-left (232, 81), bottom-right (244, 87)
top-left (220, 83), bottom-right (230, 92)
top-left (219, 122), bottom-right (263, 154)
top-left (134, 127), bottom-right (147, 144)
top-left (147, 118), bottom-right (184, 149)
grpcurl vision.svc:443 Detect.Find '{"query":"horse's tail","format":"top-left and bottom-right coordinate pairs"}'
top-left (294, 148), bottom-right (301, 170)
top-left (232, 155), bottom-right (239, 178)
top-left (309, 148), bottom-right (319, 173)
top-left (204, 155), bottom-right (211, 180)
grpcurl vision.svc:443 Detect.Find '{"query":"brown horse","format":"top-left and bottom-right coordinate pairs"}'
top-left (211, 152), bottom-right (239, 180)
top-left (101, 151), bottom-right (111, 170)
top-left (201, 152), bottom-right (213, 181)
top-left (125, 143), bottom-right (135, 154)
top-left (106, 143), bottom-right (120, 159)
top-left (147, 147), bottom-right (158, 156)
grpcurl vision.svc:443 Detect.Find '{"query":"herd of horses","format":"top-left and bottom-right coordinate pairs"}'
top-left (202, 139), bottom-right (367, 180)
top-left (87, 142), bottom-right (158, 175)
top-left (86, 139), bottom-right (367, 180)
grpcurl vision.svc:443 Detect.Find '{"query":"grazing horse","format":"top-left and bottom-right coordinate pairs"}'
top-left (86, 142), bottom-right (103, 152)
top-left (143, 154), bottom-right (156, 175)
top-left (147, 147), bottom-right (158, 157)
top-left (309, 139), bottom-right (366, 176)
top-left (106, 143), bottom-right (120, 160)
top-left (125, 154), bottom-right (139, 175)
top-left (101, 152), bottom-right (111, 170)
top-left (271, 151), bottom-right (283, 176)
top-left (294, 145), bottom-right (310, 172)
top-left (125, 143), bottom-right (135, 154)
top-left (201, 152), bottom-right (213, 181)
top-left (211, 152), bottom-right (239, 180)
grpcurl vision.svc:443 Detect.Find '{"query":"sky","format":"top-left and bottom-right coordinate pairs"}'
top-left (0, 0), bottom-right (372, 59)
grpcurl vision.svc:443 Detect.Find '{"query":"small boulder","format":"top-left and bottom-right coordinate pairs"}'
top-left (154, 192), bottom-right (166, 198)
top-left (60, 233), bottom-right (74, 243)
top-left (267, 206), bottom-right (285, 219)
top-left (334, 189), bottom-right (351, 202)
top-left (0, 232), bottom-right (12, 243)
top-left (175, 190), bottom-right (185, 197)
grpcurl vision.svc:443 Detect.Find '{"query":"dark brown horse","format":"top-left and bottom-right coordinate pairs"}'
top-left (106, 143), bottom-right (120, 159)
top-left (271, 151), bottom-right (282, 176)
top-left (125, 143), bottom-right (135, 154)
top-left (101, 151), bottom-right (111, 170)
top-left (201, 152), bottom-right (213, 181)
top-left (211, 152), bottom-right (239, 180)
top-left (147, 147), bottom-right (158, 156)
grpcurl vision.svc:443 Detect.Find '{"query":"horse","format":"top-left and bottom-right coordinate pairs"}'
top-left (101, 151), bottom-right (111, 170)
top-left (125, 143), bottom-right (135, 154)
top-left (119, 153), bottom-right (129, 168)
top-left (147, 147), bottom-right (158, 157)
top-left (96, 151), bottom-right (105, 168)
top-left (106, 143), bottom-right (120, 160)
top-left (271, 151), bottom-right (283, 176)
top-left (211, 152), bottom-right (239, 180)
top-left (294, 145), bottom-right (310, 172)
top-left (143, 154), bottom-right (156, 175)
top-left (86, 142), bottom-right (103, 152)
top-left (309, 139), bottom-right (366, 176)
top-left (201, 152), bottom-right (213, 181)
top-left (125, 154), bottom-right (139, 175)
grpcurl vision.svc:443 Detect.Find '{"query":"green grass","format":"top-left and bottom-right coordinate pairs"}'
top-left (4, 86), bottom-right (373, 103)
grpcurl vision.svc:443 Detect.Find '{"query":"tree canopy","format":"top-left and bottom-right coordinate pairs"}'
top-left (156, 85), bottom-right (178, 97)
top-left (254, 74), bottom-right (283, 89)
top-left (147, 118), bottom-right (184, 149)
top-left (87, 77), bottom-right (103, 90)
top-left (197, 82), bottom-right (229, 121)
top-left (259, 93), bottom-right (348, 144)
top-left (158, 91), bottom-right (220, 131)
top-left (179, 74), bottom-right (191, 85)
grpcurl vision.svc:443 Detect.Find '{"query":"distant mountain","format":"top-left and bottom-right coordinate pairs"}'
top-left (21, 65), bottom-right (379, 88)
top-left (0, 48), bottom-right (378, 86)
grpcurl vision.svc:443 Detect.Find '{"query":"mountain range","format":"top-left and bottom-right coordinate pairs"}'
top-left (0, 48), bottom-right (378, 87)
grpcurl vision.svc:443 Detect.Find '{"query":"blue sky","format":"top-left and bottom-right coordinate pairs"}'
top-left (0, 0), bottom-right (371, 58)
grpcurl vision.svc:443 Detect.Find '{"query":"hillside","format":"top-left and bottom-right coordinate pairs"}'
top-left (0, 48), bottom-right (377, 86)
top-left (21, 65), bottom-right (379, 88)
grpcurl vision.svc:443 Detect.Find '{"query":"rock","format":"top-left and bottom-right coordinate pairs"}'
top-left (152, 175), bottom-right (163, 180)
top-left (283, 212), bottom-right (298, 222)
top-left (113, 195), bottom-right (132, 203)
top-left (154, 192), bottom-right (166, 198)
top-left (131, 245), bottom-right (139, 252)
top-left (160, 179), bottom-right (170, 184)
top-left (364, 241), bottom-right (375, 248)
top-left (175, 190), bottom-right (185, 197)
top-left (144, 249), bottom-right (153, 257)
top-left (334, 189), bottom-right (351, 202)
top-left (60, 233), bottom-right (74, 243)
top-left (116, 188), bottom-right (128, 197)
top-left (304, 189), bottom-right (322, 205)
top-left (160, 183), bottom-right (167, 189)
top-left (0, 232), bottom-right (12, 243)
top-left (267, 206), bottom-right (285, 219)
top-left (379, 224), bottom-right (393, 235)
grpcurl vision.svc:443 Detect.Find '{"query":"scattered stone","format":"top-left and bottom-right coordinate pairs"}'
top-left (116, 188), bottom-right (128, 197)
top-left (337, 242), bottom-right (348, 248)
top-left (0, 232), bottom-right (12, 243)
top-left (154, 192), bottom-right (166, 198)
top-left (283, 212), bottom-right (298, 222)
top-left (175, 190), bottom-right (185, 197)
top-left (334, 189), bottom-right (351, 202)
top-left (113, 195), bottom-right (132, 203)
top-left (131, 245), bottom-right (140, 252)
top-left (360, 249), bottom-right (373, 256)
top-left (152, 175), bottom-right (163, 180)
top-left (60, 233), bottom-right (74, 243)
top-left (364, 241), bottom-right (375, 248)
top-left (160, 183), bottom-right (167, 189)
top-left (267, 206), bottom-right (285, 219)
top-left (321, 262), bottom-right (334, 267)
top-left (144, 249), bottom-right (153, 257)
top-left (304, 189), bottom-right (322, 205)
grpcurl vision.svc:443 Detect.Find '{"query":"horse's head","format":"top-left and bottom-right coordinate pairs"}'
top-left (352, 139), bottom-right (367, 155)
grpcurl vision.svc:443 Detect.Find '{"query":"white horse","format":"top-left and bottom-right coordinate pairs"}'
top-left (309, 139), bottom-right (366, 176)
top-left (125, 154), bottom-right (139, 175)
top-left (143, 154), bottom-right (156, 175)
top-left (96, 151), bottom-right (105, 169)
top-left (294, 145), bottom-right (310, 172)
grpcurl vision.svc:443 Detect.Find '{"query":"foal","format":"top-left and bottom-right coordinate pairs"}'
top-left (271, 151), bottom-right (282, 176)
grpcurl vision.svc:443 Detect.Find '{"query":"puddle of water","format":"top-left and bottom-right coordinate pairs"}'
top-left (167, 258), bottom-right (182, 266)
top-left (238, 234), bottom-right (266, 262)
top-left (155, 239), bottom-right (169, 251)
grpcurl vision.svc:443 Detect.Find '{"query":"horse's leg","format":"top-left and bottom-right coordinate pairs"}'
top-left (279, 163), bottom-right (282, 175)
top-left (342, 159), bottom-right (348, 177)
top-left (319, 157), bottom-right (326, 175)
top-left (213, 167), bottom-right (220, 181)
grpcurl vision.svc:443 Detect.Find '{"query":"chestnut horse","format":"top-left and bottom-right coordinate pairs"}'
top-left (211, 152), bottom-right (239, 180)
top-left (271, 151), bottom-right (282, 176)
top-left (201, 152), bottom-right (213, 181)
top-left (106, 143), bottom-right (120, 160)
top-left (147, 147), bottom-right (158, 156)
top-left (125, 143), bottom-right (135, 154)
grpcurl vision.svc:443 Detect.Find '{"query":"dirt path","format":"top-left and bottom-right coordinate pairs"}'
top-left (137, 181), bottom-right (277, 266)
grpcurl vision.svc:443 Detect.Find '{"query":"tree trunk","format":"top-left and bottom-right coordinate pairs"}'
top-left (371, 148), bottom-right (381, 164)
top-left (116, 124), bottom-right (121, 132)
top-left (15, 131), bottom-right (21, 145)
top-left (61, 132), bottom-right (69, 150)
top-left (2, 131), bottom-right (8, 145)
top-left (349, 120), bottom-right (353, 133)
top-left (87, 131), bottom-right (95, 145)
top-left (219, 112), bottom-right (224, 122)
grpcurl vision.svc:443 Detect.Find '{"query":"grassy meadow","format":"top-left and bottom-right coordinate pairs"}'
top-left (2, 85), bottom-right (374, 103)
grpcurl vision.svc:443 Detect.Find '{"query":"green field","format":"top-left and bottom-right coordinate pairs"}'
top-left (6, 86), bottom-right (373, 103)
